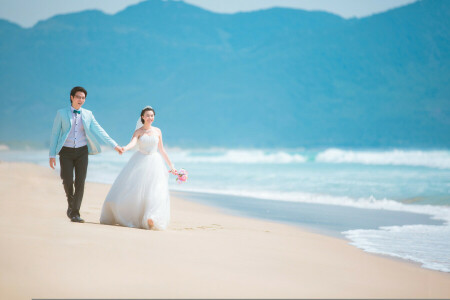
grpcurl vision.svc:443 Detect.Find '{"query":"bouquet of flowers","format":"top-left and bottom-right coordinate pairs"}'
top-left (170, 168), bottom-right (188, 183)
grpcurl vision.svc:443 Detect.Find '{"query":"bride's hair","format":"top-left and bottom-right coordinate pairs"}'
top-left (141, 106), bottom-right (156, 124)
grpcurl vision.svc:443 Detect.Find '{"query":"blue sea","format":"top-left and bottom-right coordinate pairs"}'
top-left (2, 147), bottom-right (449, 273)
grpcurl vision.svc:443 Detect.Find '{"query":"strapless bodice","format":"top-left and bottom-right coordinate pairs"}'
top-left (138, 134), bottom-right (159, 155)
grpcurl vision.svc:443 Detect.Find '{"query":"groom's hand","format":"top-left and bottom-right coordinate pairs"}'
top-left (114, 146), bottom-right (123, 155)
top-left (49, 158), bottom-right (56, 169)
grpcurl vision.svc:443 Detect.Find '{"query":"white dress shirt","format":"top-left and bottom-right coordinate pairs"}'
top-left (63, 106), bottom-right (88, 148)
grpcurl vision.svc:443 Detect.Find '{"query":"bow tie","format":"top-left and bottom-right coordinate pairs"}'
top-left (73, 110), bottom-right (81, 114)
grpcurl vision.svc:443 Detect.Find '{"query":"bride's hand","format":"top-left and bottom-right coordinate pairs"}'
top-left (114, 145), bottom-right (123, 155)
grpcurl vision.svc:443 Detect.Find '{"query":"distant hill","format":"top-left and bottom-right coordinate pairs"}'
top-left (0, 0), bottom-right (449, 149)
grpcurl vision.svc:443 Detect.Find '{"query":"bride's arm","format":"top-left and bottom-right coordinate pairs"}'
top-left (123, 130), bottom-right (140, 152)
top-left (157, 128), bottom-right (175, 173)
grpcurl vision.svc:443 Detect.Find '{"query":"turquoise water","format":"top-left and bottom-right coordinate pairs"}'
top-left (2, 147), bottom-right (450, 272)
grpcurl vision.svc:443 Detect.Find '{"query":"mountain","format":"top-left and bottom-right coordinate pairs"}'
top-left (0, 0), bottom-right (449, 149)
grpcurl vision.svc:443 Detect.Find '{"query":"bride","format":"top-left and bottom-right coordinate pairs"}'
top-left (100, 106), bottom-right (176, 230)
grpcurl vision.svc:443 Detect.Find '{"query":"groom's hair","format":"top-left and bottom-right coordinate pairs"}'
top-left (70, 86), bottom-right (87, 103)
top-left (141, 107), bottom-right (156, 124)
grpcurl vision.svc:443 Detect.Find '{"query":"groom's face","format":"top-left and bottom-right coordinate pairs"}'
top-left (70, 91), bottom-right (86, 109)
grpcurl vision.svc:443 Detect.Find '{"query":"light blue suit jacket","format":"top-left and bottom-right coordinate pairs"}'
top-left (49, 107), bottom-right (118, 157)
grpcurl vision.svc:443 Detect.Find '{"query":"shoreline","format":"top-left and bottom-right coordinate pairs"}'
top-left (1, 161), bottom-right (450, 298)
top-left (170, 189), bottom-right (445, 238)
top-left (171, 189), bottom-right (446, 271)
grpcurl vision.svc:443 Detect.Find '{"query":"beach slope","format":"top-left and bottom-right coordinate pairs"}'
top-left (0, 162), bottom-right (449, 299)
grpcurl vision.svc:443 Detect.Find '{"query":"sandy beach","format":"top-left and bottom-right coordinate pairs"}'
top-left (1, 162), bottom-right (449, 299)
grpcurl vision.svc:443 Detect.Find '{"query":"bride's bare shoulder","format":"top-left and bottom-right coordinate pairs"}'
top-left (152, 126), bottom-right (161, 135)
top-left (133, 128), bottom-right (144, 137)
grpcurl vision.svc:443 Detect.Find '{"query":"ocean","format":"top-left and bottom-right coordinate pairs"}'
top-left (2, 147), bottom-right (449, 273)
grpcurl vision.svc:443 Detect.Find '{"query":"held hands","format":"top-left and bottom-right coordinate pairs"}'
top-left (114, 146), bottom-right (124, 155)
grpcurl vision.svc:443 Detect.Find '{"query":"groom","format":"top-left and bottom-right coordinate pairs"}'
top-left (49, 86), bottom-right (123, 223)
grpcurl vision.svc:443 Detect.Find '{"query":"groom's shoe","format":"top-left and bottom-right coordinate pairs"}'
top-left (66, 207), bottom-right (72, 219)
top-left (71, 216), bottom-right (85, 223)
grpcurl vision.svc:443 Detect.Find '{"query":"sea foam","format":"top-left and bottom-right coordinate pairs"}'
top-left (169, 149), bottom-right (307, 164)
top-left (316, 148), bottom-right (450, 169)
top-left (172, 187), bottom-right (450, 221)
top-left (343, 224), bottom-right (450, 272)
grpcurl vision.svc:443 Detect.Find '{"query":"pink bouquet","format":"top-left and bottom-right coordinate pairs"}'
top-left (170, 168), bottom-right (188, 183)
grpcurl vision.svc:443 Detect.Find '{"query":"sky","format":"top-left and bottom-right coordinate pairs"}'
top-left (0, 0), bottom-right (418, 28)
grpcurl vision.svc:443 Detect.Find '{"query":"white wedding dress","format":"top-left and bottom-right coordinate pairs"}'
top-left (100, 134), bottom-right (170, 230)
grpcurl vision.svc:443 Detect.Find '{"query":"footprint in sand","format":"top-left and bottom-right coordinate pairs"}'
top-left (174, 224), bottom-right (224, 231)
